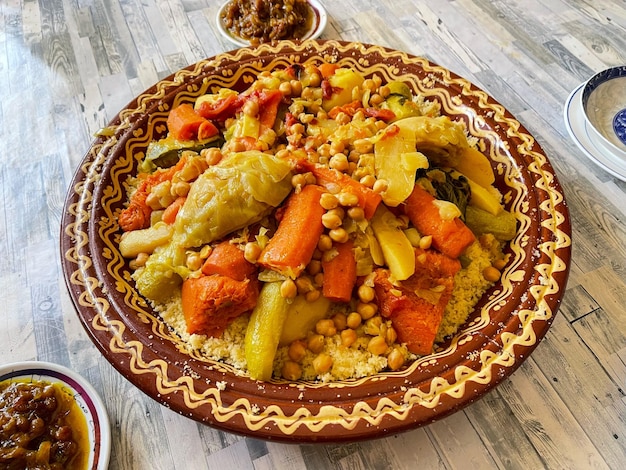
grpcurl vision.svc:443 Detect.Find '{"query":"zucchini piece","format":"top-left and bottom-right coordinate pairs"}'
top-left (140, 135), bottom-right (222, 173)
top-left (465, 205), bottom-right (517, 241)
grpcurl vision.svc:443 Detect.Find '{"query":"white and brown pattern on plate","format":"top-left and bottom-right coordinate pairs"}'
top-left (60, 40), bottom-right (571, 443)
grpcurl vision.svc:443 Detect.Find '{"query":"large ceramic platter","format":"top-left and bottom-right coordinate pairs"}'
top-left (60, 40), bottom-right (571, 443)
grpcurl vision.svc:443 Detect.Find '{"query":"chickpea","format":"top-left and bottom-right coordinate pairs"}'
top-left (317, 234), bottom-right (333, 252)
top-left (357, 301), bottom-right (378, 320)
top-left (203, 147), bottom-right (223, 166)
top-left (279, 81), bottom-right (293, 96)
top-left (305, 289), bottom-right (321, 302)
top-left (419, 235), bottom-right (433, 250)
top-left (493, 258), bottom-right (508, 270)
top-left (129, 252), bottom-right (149, 270)
top-left (280, 278), bottom-right (298, 299)
top-left (290, 79), bottom-right (303, 96)
top-left (288, 340), bottom-right (307, 362)
top-left (337, 192), bottom-right (359, 207)
top-left (367, 336), bottom-right (388, 355)
top-left (347, 206), bottom-right (365, 221)
top-left (307, 259), bottom-right (322, 276)
top-left (186, 252), bottom-right (203, 271)
top-left (329, 228), bottom-right (349, 243)
top-left (329, 153), bottom-right (349, 172)
top-left (372, 179), bottom-right (388, 194)
top-left (320, 192), bottom-right (339, 210)
top-left (332, 312), bottom-right (347, 331)
top-left (387, 348), bottom-right (405, 371)
top-left (307, 334), bottom-right (325, 353)
top-left (244, 242), bottom-right (261, 264)
top-left (357, 284), bottom-right (375, 303)
top-left (359, 174), bottom-right (376, 188)
top-left (282, 361), bottom-right (302, 381)
top-left (346, 311), bottom-right (362, 329)
top-left (341, 328), bottom-right (357, 348)
top-left (483, 266), bottom-right (501, 282)
top-left (315, 319), bottom-right (337, 337)
top-left (313, 353), bottom-right (333, 374)
top-left (322, 212), bottom-right (343, 230)
top-left (243, 99), bottom-right (259, 117)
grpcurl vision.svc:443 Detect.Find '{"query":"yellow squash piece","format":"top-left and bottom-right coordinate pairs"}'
top-left (279, 295), bottom-right (331, 346)
top-left (454, 147), bottom-right (495, 187)
top-left (244, 282), bottom-right (291, 381)
top-left (370, 205), bottom-right (415, 281)
top-left (467, 177), bottom-right (503, 215)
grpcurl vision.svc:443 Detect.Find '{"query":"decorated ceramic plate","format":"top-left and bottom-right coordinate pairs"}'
top-left (60, 40), bottom-right (571, 443)
top-left (0, 361), bottom-right (111, 469)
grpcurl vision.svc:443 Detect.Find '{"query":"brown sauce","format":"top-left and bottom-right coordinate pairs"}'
top-left (0, 380), bottom-right (89, 470)
top-left (220, 0), bottom-right (313, 45)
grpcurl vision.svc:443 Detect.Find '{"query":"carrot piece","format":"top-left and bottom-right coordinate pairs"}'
top-left (256, 89), bottom-right (283, 128)
top-left (319, 63), bottom-right (339, 78)
top-left (201, 241), bottom-right (257, 282)
top-left (195, 94), bottom-right (238, 121)
top-left (403, 185), bottom-right (475, 258)
top-left (322, 240), bottom-right (356, 302)
top-left (167, 103), bottom-right (219, 141)
top-left (181, 275), bottom-right (259, 337)
top-left (161, 196), bottom-right (186, 224)
top-left (373, 248), bottom-right (461, 355)
top-left (119, 156), bottom-right (187, 232)
top-left (296, 161), bottom-right (382, 219)
top-left (257, 184), bottom-right (326, 278)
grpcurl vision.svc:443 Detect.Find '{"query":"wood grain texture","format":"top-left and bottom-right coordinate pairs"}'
top-left (1, 0), bottom-right (625, 468)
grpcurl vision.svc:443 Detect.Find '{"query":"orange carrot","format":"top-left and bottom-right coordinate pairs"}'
top-left (201, 241), bottom-right (257, 282)
top-left (256, 89), bottom-right (283, 128)
top-left (319, 63), bottom-right (339, 78)
top-left (403, 185), bottom-right (475, 258)
top-left (257, 184), bottom-right (326, 278)
top-left (296, 160), bottom-right (382, 219)
top-left (322, 240), bottom-right (356, 302)
top-left (119, 156), bottom-right (187, 231)
top-left (374, 248), bottom-right (461, 355)
top-left (161, 196), bottom-right (186, 224)
top-left (167, 103), bottom-right (219, 141)
top-left (181, 275), bottom-right (259, 337)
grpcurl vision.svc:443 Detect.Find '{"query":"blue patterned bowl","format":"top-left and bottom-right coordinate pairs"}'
top-left (581, 66), bottom-right (626, 158)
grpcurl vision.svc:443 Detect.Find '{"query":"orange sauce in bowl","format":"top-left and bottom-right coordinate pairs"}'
top-left (0, 379), bottom-right (90, 470)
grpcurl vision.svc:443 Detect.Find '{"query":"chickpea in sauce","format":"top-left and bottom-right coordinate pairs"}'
top-left (0, 380), bottom-right (89, 470)
top-left (220, 0), bottom-right (313, 45)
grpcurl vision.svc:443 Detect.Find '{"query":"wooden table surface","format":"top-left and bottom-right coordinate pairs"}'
top-left (2, 1), bottom-right (625, 468)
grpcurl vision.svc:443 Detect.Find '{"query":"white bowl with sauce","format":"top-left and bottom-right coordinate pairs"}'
top-left (580, 66), bottom-right (626, 160)
top-left (216, 0), bottom-right (328, 47)
top-left (0, 361), bottom-right (111, 470)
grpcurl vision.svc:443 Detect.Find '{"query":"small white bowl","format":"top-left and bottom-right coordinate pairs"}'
top-left (581, 66), bottom-right (626, 158)
top-left (216, 0), bottom-right (328, 48)
top-left (0, 361), bottom-right (111, 470)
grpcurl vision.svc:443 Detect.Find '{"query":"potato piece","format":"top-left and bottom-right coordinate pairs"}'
top-left (322, 68), bottom-right (365, 111)
top-left (374, 123), bottom-right (429, 206)
top-left (119, 222), bottom-right (173, 258)
top-left (454, 147), bottom-right (495, 187)
top-left (370, 205), bottom-right (415, 281)
top-left (244, 282), bottom-right (290, 381)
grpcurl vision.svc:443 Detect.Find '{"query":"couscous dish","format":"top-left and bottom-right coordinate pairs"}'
top-left (117, 62), bottom-right (516, 382)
